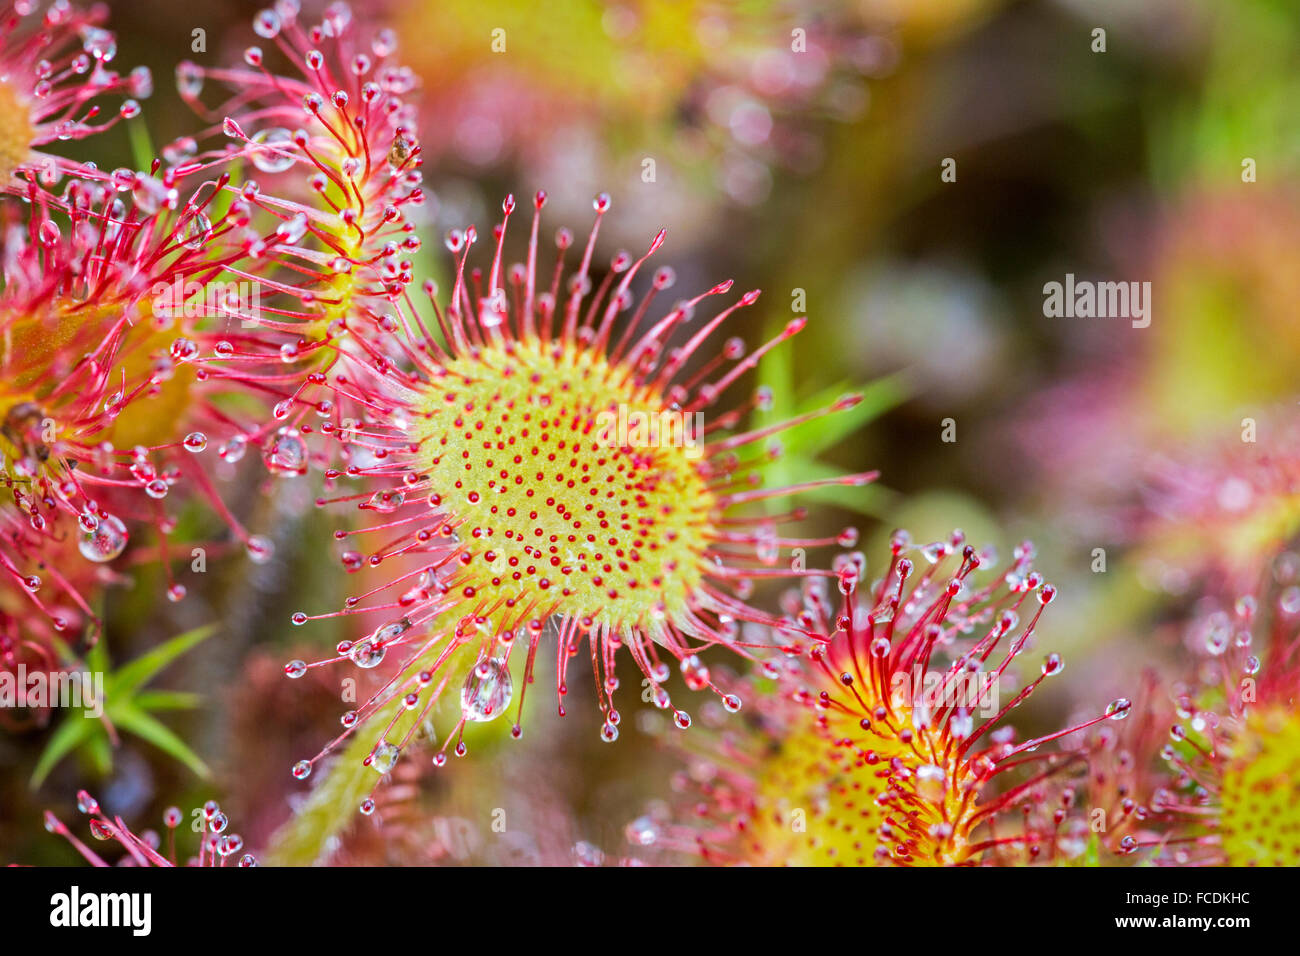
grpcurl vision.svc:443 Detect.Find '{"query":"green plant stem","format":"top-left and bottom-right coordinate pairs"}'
top-left (263, 697), bottom-right (415, 866)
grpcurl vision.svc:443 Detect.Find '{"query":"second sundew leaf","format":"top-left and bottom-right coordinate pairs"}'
top-left (126, 115), bottom-right (155, 178)
top-left (30, 624), bottom-right (218, 789)
top-left (773, 372), bottom-right (910, 460)
top-left (112, 702), bottom-right (210, 779)
top-left (132, 689), bottom-right (203, 711)
top-left (750, 319), bottom-right (908, 518)
top-left (85, 634), bottom-right (109, 677)
top-left (85, 733), bottom-right (113, 779)
top-left (30, 716), bottom-right (97, 789)
top-left (108, 623), bottom-right (218, 698)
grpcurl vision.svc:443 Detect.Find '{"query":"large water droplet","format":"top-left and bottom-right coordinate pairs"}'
top-left (366, 489), bottom-right (405, 513)
top-left (348, 638), bottom-right (386, 669)
top-left (275, 210), bottom-right (308, 243)
top-left (81, 27), bottom-right (117, 61)
top-left (370, 742), bottom-right (400, 774)
top-left (1204, 618), bottom-right (1231, 656)
top-left (460, 657), bottom-right (512, 722)
top-left (920, 541), bottom-right (949, 564)
top-left (178, 211), bottom-right (212, 250)
top-left (680, 654), bottom-right (710, 691)
top-left (625, 815), bottom-right (660, 846)
top-left (219, 435), bottom-right (247, 463)
top-left (253, 9), bottom-right (281, 39)
top-left (914, 764), bottom-right (947, 803)
top-left (89, 820), bottom-right (114, 841)
top-left (246, 535), bottom-right (274, 564)
top-left (262, 427), bottom-right (307, 476)
top-left (176, 61), bottom-right (204, 98)
top-left (79, 513), bottom-right (128, 562)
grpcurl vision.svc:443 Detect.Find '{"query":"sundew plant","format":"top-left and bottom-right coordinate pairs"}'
top-left (0, 0), bottom-right (1295, 892)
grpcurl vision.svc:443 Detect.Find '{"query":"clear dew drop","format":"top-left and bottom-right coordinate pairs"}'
top-left (179, 212), bottom-right (212, 249)
top-left (78, 513), bottom-right (128, 562)
top-left (252, 9), bottom-right (281, 39)
top-left (88, 820), bottom-right (113, 841)
top-left (218, 834), bottom-right (243, 857)
top-left (348, 638), bottom-right (386, 669)
top-left (372, 618), bottom-right (409, 643)
top-left (369, 742), bottom-right (400, 774)
top-left (625, 815), bottom-right (660, 846)
top-left (366, 489), bottom-right (405, 513)
top-left (573, 841), bottom-right (605, 866)
top-left (262, 426), bottom-right (308, 476)
top-left (246, 535), bottom-right (274, 564)
top-left (1205, 622), bottom-right (1231, 656)
top-left (460, 656), bottom-right (513, 722)
top-left (920, 541), bottom-right (948, 564)
top-left (754, 524), bottom-right (779, 564)
top-left (81, 27), bottom-right (117, 61)
top-left (219, 435), bottom-right (247, 462)
top-left (680, 654), bottom-right (710, 691)
top-left (914, 764), bottom-right (947, 803)
top-left (275, 210), bottom-right (308, 243)
top-left (250, 126), bottom-right (296, 172)
top-left (175, 61), bottom-right (204, 98)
